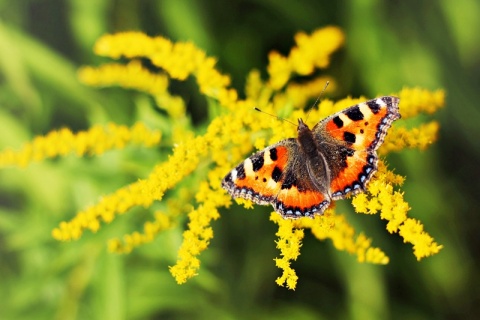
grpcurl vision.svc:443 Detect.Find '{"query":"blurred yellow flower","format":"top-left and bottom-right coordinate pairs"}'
top-left (0, 122), bottom-right (161, 168)
top-left (0, 26), bottom-right (445, 290)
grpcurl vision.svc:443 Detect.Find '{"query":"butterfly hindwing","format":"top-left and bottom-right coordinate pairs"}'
top-left (222, 139), bottom-right (330, 218)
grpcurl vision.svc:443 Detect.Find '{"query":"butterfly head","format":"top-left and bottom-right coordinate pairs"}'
top-left (297, 118), bottom-right (310, 132)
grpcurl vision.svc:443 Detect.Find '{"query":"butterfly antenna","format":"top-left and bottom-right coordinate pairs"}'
top-left (305, 81), bottom-right (330, 122)
top-left (254, 108), bottom-right (297, 127)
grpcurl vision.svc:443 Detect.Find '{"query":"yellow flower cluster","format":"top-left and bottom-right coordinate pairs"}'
top-left (267, 26), bottom-right (344, 89)
top-left (79, 61), bottom-right (185, 118)
top-left (108, 210), bottom-right (176, 254)
top-left (51, 133), bottom-right (209, 240)
top-left (399, 218), bottom-right (443, 260)
top-left (397, 87), bottom-right (445, 118)
top-left (0, 26), bottom-right (445, 290)
top-left (0, 122), bottom-right (161, 168)
top-left (378, 88), bottom-right (444, 154)
top-left (91, 32), bottom-right (238, 109)
top-left (108, 188), bottom-right (193, 253)
top-left (270, 213), bottom-right (305, 290)
top-left (352, 162), bottom-right (443, 261)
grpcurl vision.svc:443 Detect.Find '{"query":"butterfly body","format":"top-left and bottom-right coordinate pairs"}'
top-left (222, 96), bottom-right (401, 218)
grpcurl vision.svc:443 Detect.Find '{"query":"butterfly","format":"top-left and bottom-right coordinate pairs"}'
top-left (222, 96), bottom-right (401, 218)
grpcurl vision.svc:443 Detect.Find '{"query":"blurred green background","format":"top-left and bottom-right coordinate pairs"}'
top-left (0, 1), bottom-right (479, 319)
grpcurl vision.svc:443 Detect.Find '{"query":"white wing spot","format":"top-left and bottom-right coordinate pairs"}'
top-left (243, 158), bottom-right (254, 177)
top-left (264, 149), bottom-right (274, 165)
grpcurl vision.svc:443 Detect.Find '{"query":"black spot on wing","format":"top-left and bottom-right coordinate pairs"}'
top-left (367, 100), bottom-right (380, 114)
top-left (251, 152), bottom-right (264, 171)
top-left (337, 147), bottom-right (354, 169)
top-left (272, 166), bottom-right (282, 182)
top-left (343, 132), bottom-right (356, 144)
top-left (332, 116), bottom-right (344, 128)
top-left (236, 163), bottom-right (246, 179)
top-left (224, 172), bottom-right (232, 182)
top-left (346, 106), bottom-right (364, 121)
top-left (269, 148), bottom-right (278, 161)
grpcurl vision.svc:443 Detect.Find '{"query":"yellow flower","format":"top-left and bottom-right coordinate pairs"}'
top-left (397, 87), bottom-right (445, 118)
top-left (0, 123), bottom-right (161, 168)
top-left (351, 161), bottom-right (443, 261)
top-left (1, 26), bottom-right (445, 290)
top-left (399, 218), bottom-right (443, 260)
top-left (267, 26), bottom-right (344, 89)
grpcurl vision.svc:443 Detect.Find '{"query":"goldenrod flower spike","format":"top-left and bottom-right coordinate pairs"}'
top-left (352, 163), bottom-right (443, 261)
top-left (108, 191), bottom-right (192, 254)
top-left (270, 213), bottom-right (303, 290)
top-left (91, 32), bottom-right (237, 109)
top-left (169, 203), bottom-right (220, 284)
top-left (79, 61), bottom-right (186, 119)
top-left (267, 26), bottom-right (344, 89)
top-left (381, 121), bottom-right (440, 154)
top-left (79, 61), bottom-right (168, 96)
top-left (399, 218), bottom-right (443, 260)
top-left (0, 123), bottom-right (161, 168)
top-left (286, 76), bottom-right (336, 108)
top-left (271, 209), bottom-right (390, 289)
top-left (109, 225), bottom-right (163, 255)
top-left (51, 132), bottom-right (208, 241)
top-left (397, 87), bottom-right (445, 118)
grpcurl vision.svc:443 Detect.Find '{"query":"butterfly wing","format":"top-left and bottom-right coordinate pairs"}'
top-left (313, 96), bottom-right (400, 199)
top-left (222, 139), bottom-right (330, 218)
